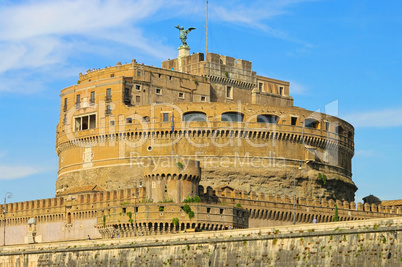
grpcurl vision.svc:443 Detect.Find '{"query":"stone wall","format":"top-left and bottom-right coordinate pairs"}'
top-left (1, 185), bottom-right (400, 246)
top-left (1, 217), bottom-right (402, 266)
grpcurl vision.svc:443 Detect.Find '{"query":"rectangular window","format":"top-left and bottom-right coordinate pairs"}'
top-left (89, 114), bottom-right (96, 129)
top-left (64, 98), bottom-right (67, 111)
top-left (126, 118), bottom-right (132, 123)
top-left (106, 105), bottom-right (111, 115)
top-left (74, 117), bottom-right (81, 131)
top-left (63, 114), bottom-right (67, 125)
top-left (201, 96), bottom-right (206, 102)
top-left (110, 121), bottom-right (115, 126)
top-left (110, 74), bottom-right (114, 77)
top-left (124, 88), bottom-right (130, 105)
top-left (82, 116), bottom-right (89, 130)
top-left (74, 114), bottom-right (96, 131)
top-left (163, 113), bottom-right (169, 122)
top-left (279, 86), bottom-right (284, 95)
top-left (76, 94), bottom-right (81, 104)
top-left (168, 76), bottom-right (172, 80)
top-left (136, 96), bottom-right (140, 102)
top-left (326, 122), bottom-right (330, 131)
top-left (226, 86), bottom-right (232, 99)
top-left (156, 88), bottom-right (162, 95)
top-left (135, 85), bottom-right (141, 91)
top-left (90, 91), bottom-right (95, 103)
top-left (106, 88), bottom-right (112, 102)
top-left (291, 117), bottom-right (297, 126)
top-left (178, 92), bottom-right (184, 99)
top-left (137, 71), bottom-right (141, 77)
top-left (258, 82), bottom-right (263, 91)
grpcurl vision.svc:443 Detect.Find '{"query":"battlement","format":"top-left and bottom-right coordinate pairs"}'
top-left (0, 185), bottom-right (399, 229)
top-left (203, 187), bottom-right (401, 215)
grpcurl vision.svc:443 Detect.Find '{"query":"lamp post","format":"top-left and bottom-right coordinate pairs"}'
top-left (3, 192), bottom-right (12, 246)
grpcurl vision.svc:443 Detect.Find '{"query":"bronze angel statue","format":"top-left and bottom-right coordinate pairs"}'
top-left (175, 24), bottom-right (196, 47)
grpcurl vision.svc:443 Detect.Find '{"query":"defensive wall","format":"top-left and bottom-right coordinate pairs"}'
top-left (1, 217), bottom-right (402, 266)
top-left (0, 187), bottom-right (400, 246)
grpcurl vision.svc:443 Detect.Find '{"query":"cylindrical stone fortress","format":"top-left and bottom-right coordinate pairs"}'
top-left (56, 52), bottom-right (356, 201)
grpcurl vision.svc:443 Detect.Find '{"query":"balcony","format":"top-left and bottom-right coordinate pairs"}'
top-left (124, 96), bottom-right (131, 105)
top-left (105, 109), bottom-right (112, 115)
top-left (105, 96), bottom-right (112, 102)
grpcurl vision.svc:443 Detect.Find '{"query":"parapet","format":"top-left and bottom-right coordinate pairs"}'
top-left (198, 186), bottom-right (402, 215)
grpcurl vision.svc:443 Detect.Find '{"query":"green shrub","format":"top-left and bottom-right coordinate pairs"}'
top-left (102, 215), bottom-right (106, 228)
top-left (176, 162), bottom-right (183, 169)
top-left (183, 204), bottom-right (191, 214)
top-left (172, 218), bottom-right (179, 226)
top-left (183, 195), bottom-right (201, 203)
top-left (188, 211), bottom-right (195, 219)
top-left (318, 173), bottom-right (327, 185)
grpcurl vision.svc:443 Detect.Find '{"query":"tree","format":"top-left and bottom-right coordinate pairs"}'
top-left (172, 218), bottom-right (179, 231)
top-left (334, 205), bottom-right (339, 222)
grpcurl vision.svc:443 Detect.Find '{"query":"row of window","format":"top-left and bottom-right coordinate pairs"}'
top-left (65, 87), bottom-right (192, 111)
top-left (65, 89), bottom-right (112, 110)
top-left (70, 111), bottom-right (351, 137)
top-left (258, 82), bottom-right (285, 96)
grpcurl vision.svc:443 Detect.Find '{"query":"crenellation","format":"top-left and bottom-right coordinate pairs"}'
top-left (364, 203), bottom-right (371, 211)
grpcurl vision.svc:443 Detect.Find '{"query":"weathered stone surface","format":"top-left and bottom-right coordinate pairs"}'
top-left (1, 217), bottom-right (401, 266)
top-left (201, 167), bottom-right (356, 202)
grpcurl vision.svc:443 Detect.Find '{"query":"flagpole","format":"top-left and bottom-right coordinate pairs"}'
top-left (206, 0), bottom-right (208, 56)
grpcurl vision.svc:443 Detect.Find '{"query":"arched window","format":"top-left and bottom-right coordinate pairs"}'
top-left (183, 112), bottom-right (207, 122)
top-left (336, 126), bottom-right (344, 135)
top-left (305, 118), bottom-right (320, 129)
top-left (221, 112), bottom-right (244, 122)
top-left (348, 131), bottom-right (353, 140)
top-left (257, 114), bottom-right (279, 124)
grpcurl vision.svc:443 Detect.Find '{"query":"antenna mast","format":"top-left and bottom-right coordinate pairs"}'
top-left (206, 0), bottom-right (208, 56)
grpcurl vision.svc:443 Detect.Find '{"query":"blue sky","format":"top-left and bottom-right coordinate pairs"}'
top-left (0, 0), bottom-right (401, 204)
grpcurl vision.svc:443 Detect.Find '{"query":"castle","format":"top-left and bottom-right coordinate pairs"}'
top-left (0, 46), bottom-right (397, 246)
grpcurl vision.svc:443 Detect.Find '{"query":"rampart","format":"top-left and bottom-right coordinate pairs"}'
top-left (0, 186), bottom-right (400, 245)
top-left (1, 217), bottom-right (402, 266)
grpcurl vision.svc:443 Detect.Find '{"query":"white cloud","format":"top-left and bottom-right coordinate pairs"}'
top-left (0, 0), bottom-right (180, 78)
top-left (211, 0), bottom-right (318, 45)
top-left (342, 107), bottom-right (402, 128)
top-left (0, 165), bottom-right (40, 180)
